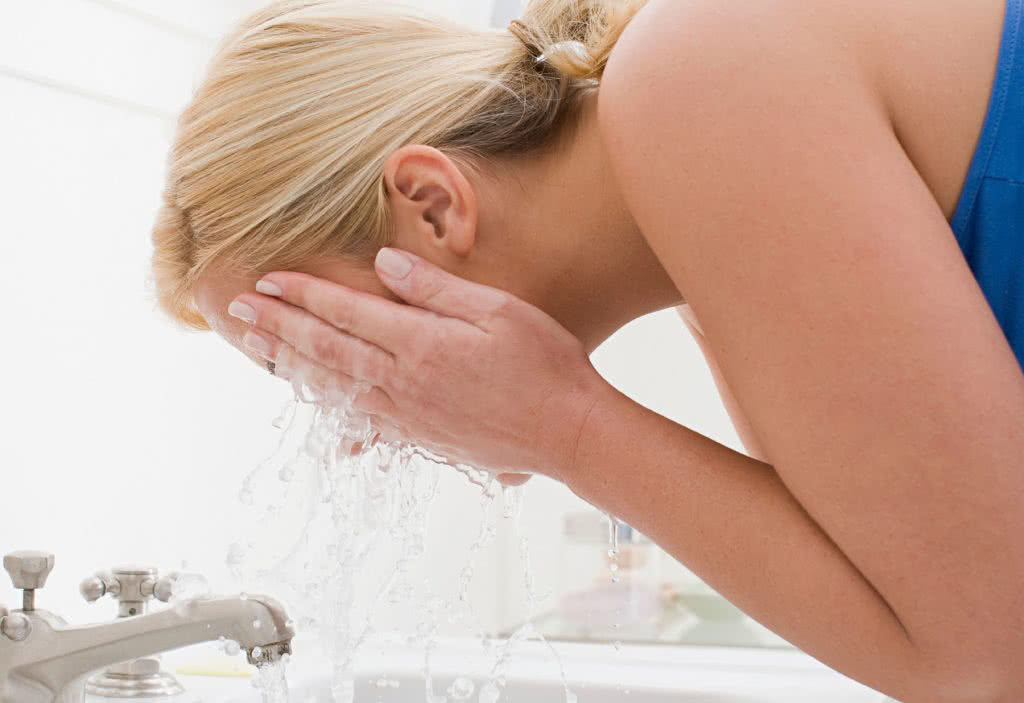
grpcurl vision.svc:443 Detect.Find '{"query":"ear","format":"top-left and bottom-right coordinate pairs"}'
top-left (382, 145), bottom-right (478, 258)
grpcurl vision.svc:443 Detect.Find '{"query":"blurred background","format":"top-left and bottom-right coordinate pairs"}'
top-left (0, 0), bottom-right (788, 656)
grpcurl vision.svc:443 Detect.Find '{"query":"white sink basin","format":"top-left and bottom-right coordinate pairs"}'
top-left (177, 638), bottom-right (891, 702)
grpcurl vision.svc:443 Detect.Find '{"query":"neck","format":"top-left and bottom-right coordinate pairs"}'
top-left (474, 94), bottom-right (682, 353)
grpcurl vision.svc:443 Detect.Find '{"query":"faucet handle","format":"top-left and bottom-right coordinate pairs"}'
top-left (3, 551), bottom-right (55, 591)
top-left (81, 567), bottom-right (157, 617)
top-left (80, 567), bottom-right (196, 617)
top-left (150, 572), bottom-right (178, 603)
top-left (80, 569), bottom-right (121, 603)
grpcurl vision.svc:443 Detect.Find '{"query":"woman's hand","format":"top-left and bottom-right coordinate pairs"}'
top-left (230, 248), bottom-right (611, 482)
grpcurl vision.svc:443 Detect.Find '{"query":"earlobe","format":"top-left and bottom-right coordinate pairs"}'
top-left (383, 145), bottom-right (477, 258)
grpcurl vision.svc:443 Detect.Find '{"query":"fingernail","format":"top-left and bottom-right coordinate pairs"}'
top-left (256, 280), bottom-right (283, 297)
top-left (228, 301), bottom-right (256, 324)
top-left (243, 330), bottom-right (272, 359)
top-left (376, 248), bottom-right (413, 280)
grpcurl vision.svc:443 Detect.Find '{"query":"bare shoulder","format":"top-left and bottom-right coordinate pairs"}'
top-left (599, 0), bottom-right (1008, 220)
top-left (598, 0), bottom-right (885, 166)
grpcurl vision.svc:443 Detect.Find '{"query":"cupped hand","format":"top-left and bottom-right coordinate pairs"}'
top-left (229, 249), bottom-right (610, 483)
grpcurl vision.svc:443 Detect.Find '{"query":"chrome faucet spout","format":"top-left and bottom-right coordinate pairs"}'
top-left (0, 595), bottom-right (295, 703)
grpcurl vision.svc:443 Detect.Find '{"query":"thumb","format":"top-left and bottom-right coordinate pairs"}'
top-left (375, 248), bottom-right (510, 324)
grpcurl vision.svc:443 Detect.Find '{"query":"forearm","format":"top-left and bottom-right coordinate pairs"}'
top-left (566, 385), bottom-right (923, 701)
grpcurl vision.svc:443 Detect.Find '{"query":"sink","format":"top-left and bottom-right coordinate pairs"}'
top-left (177, 638), bottom-right (891, 702)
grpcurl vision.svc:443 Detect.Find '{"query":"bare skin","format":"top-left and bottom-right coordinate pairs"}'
top-left (196, 0), bottom-right (1024, 700)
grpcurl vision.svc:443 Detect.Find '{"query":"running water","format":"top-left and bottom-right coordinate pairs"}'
top-left (607, 514), bottom-right (621, 583)
top-left (476, 486), bottom-right (575, 703)
top-left (227, 373), bottom-right (542, 703)
top-left (254, 658), bottom-right (291, 703)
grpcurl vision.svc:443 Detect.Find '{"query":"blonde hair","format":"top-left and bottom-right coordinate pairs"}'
top-left (152, 0), bottom-right (645, 329)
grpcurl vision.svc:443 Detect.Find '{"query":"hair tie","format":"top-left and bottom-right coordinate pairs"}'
top-left (538, 40), bottom-right (590, 66)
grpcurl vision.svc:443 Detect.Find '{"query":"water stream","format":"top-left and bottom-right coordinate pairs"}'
top-left (225, 375), bottom-right (578, 703)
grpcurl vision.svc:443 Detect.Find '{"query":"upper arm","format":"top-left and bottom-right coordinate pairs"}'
top-left (679, 305), bottom-right (770, 463)
top-left (601, 0), bottom-right (1024, 669)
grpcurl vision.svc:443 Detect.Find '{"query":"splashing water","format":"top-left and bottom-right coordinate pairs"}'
top-left (169, 572), bottom-right (211, 607)
top-left (227, 373), bottom-right (508, 703)
top-left (230, 364), bottom-right (582, 703)
top-left (447, 677), bottom-right (476, 700)
top-left (607, 514), bottom-right (621, 583)
top-left (254, 659), bottom-right (291, 703)
top-left (476, 487), bottom-right (575, 703)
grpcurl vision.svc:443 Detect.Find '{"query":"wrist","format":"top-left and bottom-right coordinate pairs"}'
top-left (548, 369), bottom-right (625, 487)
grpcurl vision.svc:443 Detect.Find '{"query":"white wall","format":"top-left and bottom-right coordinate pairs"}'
top-left (0, 0), bottom-right (741, 639)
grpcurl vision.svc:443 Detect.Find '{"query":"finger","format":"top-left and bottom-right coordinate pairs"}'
top-left (497, 473), bottom-right (532, 487)
top-left (244, 328), bottom-right (358, 398)
top-left (345, 431), bottom-right (381, 457)
top-left (254, 272), bottom-right (423, 352)
top-left (374, 248), bottom-right (510, 326)
top-left (234, 294), bottom-right (394, 387)
top-left (352, 385), bottom-right (398, 418)
top-left (243, 328), bottom-right (396, 413)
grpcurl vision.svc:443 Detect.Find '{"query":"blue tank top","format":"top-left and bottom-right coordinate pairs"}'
top-left (949, 0), bottom-right (1024, 371)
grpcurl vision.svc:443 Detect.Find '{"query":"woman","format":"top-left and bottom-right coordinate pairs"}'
top-left (152, 0), bottom-right (1024, 699)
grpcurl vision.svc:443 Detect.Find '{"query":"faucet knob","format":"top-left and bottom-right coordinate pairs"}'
top-left (3, 551), bottom-right (55, 591)
top-left (1, 612), bottom-right (32, 642)
top-left (151, 573), bottom-right (178, 603)
top-left (80, 567), bottom-right (195, 617)
top-left (80, 573), bottom-right (115, 603)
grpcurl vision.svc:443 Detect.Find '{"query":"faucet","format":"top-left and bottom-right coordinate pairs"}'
top-left (0, 551), bottom-right (295, 703)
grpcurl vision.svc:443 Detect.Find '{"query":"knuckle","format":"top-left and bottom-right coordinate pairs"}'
top-left (415, 273), bottom-right (446, 307)
top-left (496, 291), bottom-right (526, 317)
top-left (406, 340), bottom-right (434, 373)
top-left (340, 297), bottom-right (358, 332)
top-left (291, 281), bottom-right (311, 310)
top-left (310, 329), bottom-right (340, 368)
top-left (367, 352), bottom-right (391, 385)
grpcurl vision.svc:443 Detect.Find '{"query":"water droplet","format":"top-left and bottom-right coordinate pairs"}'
top-left (225, 543), bottom-right (246, 567)
top-left (223, 640), bottom-right (240, 656)
top-left (252, 618), bottom-right (262, 629)
top-left (502, 485), bottom-right (523, 520)
top-left (478, 682), bottom-right (501, 703)
top-left (251, 646), bottom-right (263, 658)
top-left (170, 573), bottom-right (210, 604)
top-left (299, 616), bottom-right (318, 631)
top-left (272, 400), bottom-right (295, 429)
